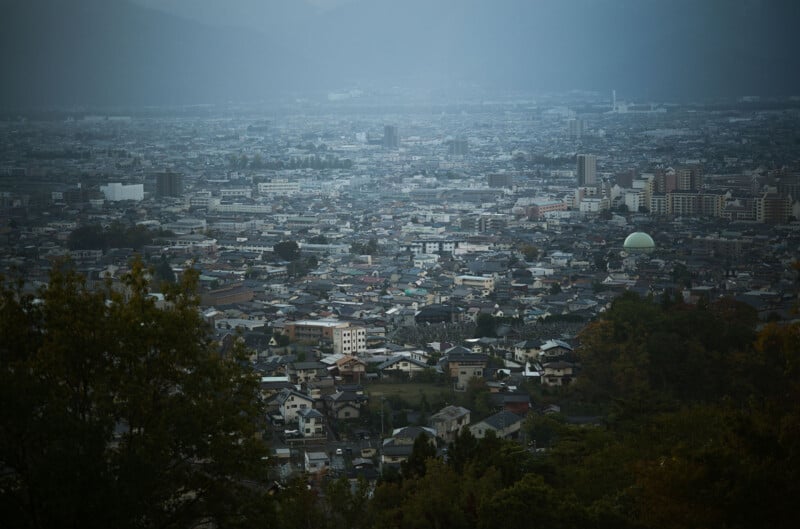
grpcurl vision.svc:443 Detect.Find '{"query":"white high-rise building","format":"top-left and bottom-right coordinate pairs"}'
top-left (100, 183), bottom-right (144, 201)
top-left (333, 326), bottom-right (367, 355)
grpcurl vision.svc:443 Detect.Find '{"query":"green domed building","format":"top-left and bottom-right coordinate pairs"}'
top-left (623, 231), bottom-right (655, 253)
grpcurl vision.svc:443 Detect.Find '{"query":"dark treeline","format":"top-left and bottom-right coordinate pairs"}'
top-left (1, 266), bottom-right (798, 528)
top-left (67, 222), bottom-right (174, 252)
top-left (229, 153), bottom-right (353, 171)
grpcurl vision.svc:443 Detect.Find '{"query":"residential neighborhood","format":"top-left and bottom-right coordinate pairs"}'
top-left (2, 91), bottom-right (800, 488)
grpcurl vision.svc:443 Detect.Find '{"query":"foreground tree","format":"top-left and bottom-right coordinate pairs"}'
top-left (0, 259), bottom-right (273, 529)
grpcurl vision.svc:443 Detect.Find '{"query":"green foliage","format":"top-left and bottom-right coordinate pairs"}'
top-left (577, 292), bottom-right (757, 404)
top-left (400, 433), bottom-right (437, 478)
top-left (519, 243), bottom-right (539, 262)
top-left (462, 377), bottom-right (493, 420)
top-left (68, 222), bottom-right (161, 252)
top-left (307, 234), bottom-right (328, 244)
top-left (273, 239), bottom-right (301, 261)
top-left (447, 427), bottom-right (479, 474)
top-left (477, 473), bottom-right (591, 529)
top-left (273, 333), bottom-right (291, 347)
top-left (474, 313), bottom-right (497, 338)
top-left (7, 263), bottom-right (793, 529)
top-left (269, 293), bottom-right (798, 529)
top-left (286, 256), bottom-right (318, 278)
top-left (0, 259), bottom-right (272, 529)
top-left (275, 477), bottom-right (326, 529)
top-left (325, 476), bottom-right (372, 529)
top-left (350, 238), bottom-right (378, 256)
top-left (151, 255), bottom-right (176, 286)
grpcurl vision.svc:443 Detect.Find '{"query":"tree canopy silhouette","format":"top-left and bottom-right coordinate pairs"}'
top-left (0, 259), bottom-right (273, 529)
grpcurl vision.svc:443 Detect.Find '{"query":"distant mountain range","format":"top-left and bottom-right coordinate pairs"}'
top-left (0, 0), bottom-right (305, 108)
top-left (1, 0), bottom-right (798, 108)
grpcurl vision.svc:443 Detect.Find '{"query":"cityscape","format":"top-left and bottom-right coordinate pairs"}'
top-left (2, 1), bottom-right (800, 528)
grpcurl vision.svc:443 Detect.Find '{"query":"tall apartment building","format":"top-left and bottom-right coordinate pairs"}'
top-left (383, 125), bottom-right (399, 149)
top-left (576, 154), bottom-right (597, 186)
top-left (332, 326), bottom-right (367, 355)
top-left (756, 190), bottom-right (792, 224)
top-left (449, 137), bottom-right (468, 155)
top-left (155, 171), bottom-right (183, 198)
top-left (568, 118), bottom-right (585, 139)
top-left (666, 191), bottom-right (726, 218)
top-left (676, 166), bottom-right (703, 191)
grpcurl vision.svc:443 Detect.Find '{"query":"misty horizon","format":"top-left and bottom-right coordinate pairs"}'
top-left (1, 0), bottom-right (799, 109)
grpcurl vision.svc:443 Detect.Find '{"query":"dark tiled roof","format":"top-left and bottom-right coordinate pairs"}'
top-left (481, 410), bottom-right (524, 430)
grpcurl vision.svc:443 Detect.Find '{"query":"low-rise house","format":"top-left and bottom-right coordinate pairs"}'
top-left (444, 347), bottom-right (488, 391)
top-left (297, 408), bottom-right (326, 438)
top-left (513, 340), bottom-right (541, 363)
top-left (429, 405), bottom-right (471, 443)
top-left (489, 390), bottom-right (532, 415)
top-left (538, 339), bottom-right (574, 361)
top-left (469, 410), bottom-right (524, 439)
top-left (325, 390), bottom-right (367, 420)
top-left (542, 361), bottom-right (577, 387)
top-left (377, 356), bottom-right (431, 379)
top-left (380, 426), bottom-right (437, 471)
top-left (304, 451), bottom-right (330, 473)
top-left (287, 361), bottom-right (328, 384)
top-left (258, 376), bottom-right (294, 400)
top-left (335, 355), bottom-right (368, 383)
top-left (276, 388), bottom-right (315, 424)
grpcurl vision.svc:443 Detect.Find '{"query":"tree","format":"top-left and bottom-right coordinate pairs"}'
top-left (308, 234), bottom-right (328, 245)
top-left (325, 476), bottom-right (372, 529)
top-left (447, 427), bottom-right (479, 474)
top-left (350, 238), bottom-right (379, 256)
top-left (478, 473), bottom-right (591, 529)
top-left (519, 244), bottom-right (539, 262)
top-left (273, 240), bottom-right (300, 261)
top-left (67, 224), bottom-right (105, 250)
top-left (474, 313), bottom-right (497, 338)
top-left (401, 433), bottom-right (437, 479)
top-left (152, 255), bottom-right (176, 286)
top-left (0, 259), bottom-right (273, 529)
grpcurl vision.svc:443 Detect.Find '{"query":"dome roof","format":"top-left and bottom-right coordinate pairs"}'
top-left (623, 231), bottom-right (655, 251)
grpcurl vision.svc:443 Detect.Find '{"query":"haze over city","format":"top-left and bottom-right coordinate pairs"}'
top-left (1, 0), bottom-right (799, 107)
top-left (2, 2), bottom-right (800, 529)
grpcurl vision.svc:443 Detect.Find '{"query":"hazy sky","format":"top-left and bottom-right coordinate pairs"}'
top-left (1, 0), bottom-right (799, 107)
